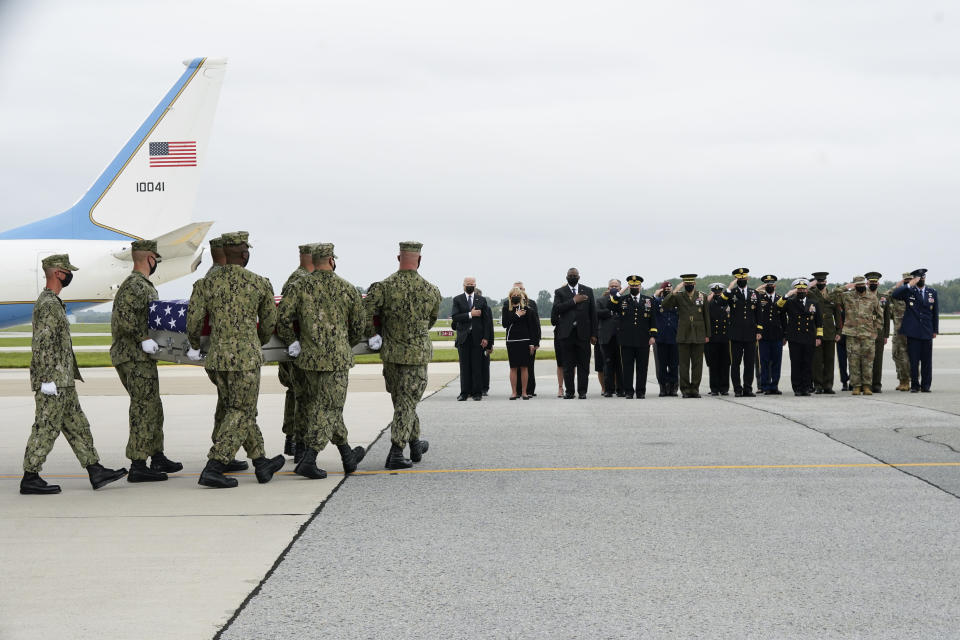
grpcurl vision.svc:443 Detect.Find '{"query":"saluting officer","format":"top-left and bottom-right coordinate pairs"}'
top-left (596, 278), bottom-right (624, 397)
top-left (278, 243), bottom-right (316, 461)
top-left (777, 279), bottom-right (823, 396)
top-left (721, 268), bottom-right (762, 397)
top-left (659, 274), bottom-right (710, 398)
top-left (892, 268), bottom-right (939, 393)
top-left (609, 276), bottom-right (657, 399)
top-left (110, 239), bottom-right (182, 482)
top-left (889, 272), bottom-right (913, 391)
top-left (706, 282), bottom-right (731, 396)
top-left (866, 272), bottom-right (890, 393)
top-left (187, 232), bottom-right (285, 488)
top-left (757, 274), bottom-right (786, 395)
top-left (652, 281), bottom-right (679, 397)
top-left (808, 271), bottom-right (842, 394)
top-left (364, 241), bottom-right (442, 469)
top-left (838, 275), bottom-right (883, 395)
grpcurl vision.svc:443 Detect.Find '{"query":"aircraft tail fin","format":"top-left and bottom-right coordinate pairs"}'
top-left (0, 58), bottom-right (226, 241)
top-left (112, 221), bottom-right (214, 261)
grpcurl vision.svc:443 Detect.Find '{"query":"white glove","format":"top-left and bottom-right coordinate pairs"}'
top-left (186, 348), bottom-right (203, 361)
top-left (368, 334), bottom-right (383, 351)
top-left (40, 382), bottom-right (58, 396)
top-left (141, 338), bottom-right (160, 354)
top-left (287, 341), bottom-right (302, 358)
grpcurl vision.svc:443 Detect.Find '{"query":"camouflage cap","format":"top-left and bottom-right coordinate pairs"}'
top-left (864, 271), bottom-right (882, 282)
top-left (901, 271), bottom-right (913, 280)
top-left (313, 243), bottom-right (338, 259)
top-left (131, 239), bottom-right (161, 258)
top-left (626, 275), bottom-right (644, 286)
top-left (399, 241), bottom-right (423, 253)
top-left (852, 275), bottom-right (866, 284)
top-left (42, 254), bottom-right (79, 271)
top-left (298, 244), bottom-right (315, 255)
top-left (221, 231), bottom-right (251, 248)
top-left (209, 236), bottom-right (225, 249)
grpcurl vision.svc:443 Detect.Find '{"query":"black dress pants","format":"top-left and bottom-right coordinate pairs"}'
top-left (655, 342), bottom-right (679, 387)
top-left (620, 344), bottom-right (650, 396)
top-left (730, 340), bottom-right (756, 393)
top-left (457, 343), bottom-right (483, 396)
top-left (788, 341), bottom-right (814, 393)
top-left (705, 340), bottom-right (730, 393)
top-left (601, 338), bottom-right (623, 394)
top-left (557, 335), bottom-right (591, 395)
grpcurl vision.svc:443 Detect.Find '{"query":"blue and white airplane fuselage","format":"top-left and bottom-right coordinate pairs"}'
top-left (0, 57), bottom-right (226, 327)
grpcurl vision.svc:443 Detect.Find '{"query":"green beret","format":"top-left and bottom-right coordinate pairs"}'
top-left (131, 239), bottom-right (161, 258)
top-left (399, 241), bottom-right (423, 253)
top-left (221, 231), bottom-right (251, 248)
top-left (42, 254), bottom-right (79, 271)
top-left (209, 236), bottom-right (224, 249)
top-left (313, 243), bottom-right (338, 259)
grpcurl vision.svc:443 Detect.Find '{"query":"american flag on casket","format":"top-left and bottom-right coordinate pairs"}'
top-left (147, 297), bottom-right (374, 365)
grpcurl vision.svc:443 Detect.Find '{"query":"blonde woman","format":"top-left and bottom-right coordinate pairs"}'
top-left (501, 287), bottom-right (541, 399)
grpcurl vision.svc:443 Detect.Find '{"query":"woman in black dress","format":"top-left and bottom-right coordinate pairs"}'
top-left (501, 287), bottom-right (540, 399)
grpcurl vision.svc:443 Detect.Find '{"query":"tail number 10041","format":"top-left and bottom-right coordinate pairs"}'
top-left (136, 182), bottom-right (165, 192)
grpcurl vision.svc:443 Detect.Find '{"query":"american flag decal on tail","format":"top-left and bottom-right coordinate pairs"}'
top-left (149, 141), bottom-right (197, 167)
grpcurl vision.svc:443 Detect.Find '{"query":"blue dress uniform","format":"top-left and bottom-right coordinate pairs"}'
top-left (653, 283), bottom-right (679, 396)
top-left (610, 276), bottom-right (657, 398)
top-left (721, 268), bottom-right (763, 397)
top-left (757, 275), bottom-right (786, 394)
top-left (892, 269), bottom-right (939, 392)
top-left (706, 284), bottom-right (731, 395)
top-left (777, 280), bottom-right (823, 396)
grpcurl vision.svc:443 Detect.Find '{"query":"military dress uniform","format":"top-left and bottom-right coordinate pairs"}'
top-left (596, 288), bottom-right (624, 396)
top-left (706, 284), bottom-right (731, 395)
top-left (609, 276), bottom-right (657, 399)
top-left (21, 254), bottom-right (127, 494)
top-left (653, 284), bottom-right (679, 396)
top-left (867, 272), bottom-right (891, 393)
top-left (659, 275), bottom-right (710, 398)
top-left (277, 243), bottom-right (368, 478)
top-left (889, 272), bottom-right (912, 390)
top-left (892, 269), bottom-right (939, 392)
top-left (111, 239), bottom-right (181, 481)
top-left (187, 232), bottom-right (284, 488)
top-left (278, 244), bottom-right (315, 458)
top-left (808, 272), bottom-right (843, 393)
top-left (777, 280), bottom-right (823, 395)
top-left (364, 241), bottom-right (442, 469)
top-left (839, 276), bottom-right (884, 394)
top-left (757, 275), bottom-right (786, 394)
top-left (721, 268), bottom-right (762, 397)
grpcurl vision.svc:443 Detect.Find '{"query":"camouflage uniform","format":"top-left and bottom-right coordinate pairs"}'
top-left (889, 272), bottom-right (911, 389)
top-left (840, 282), bottom-right (883, 390)
top-left (364, 262), bottom-right (441, 448)
top-left (278, 262), bottom-right (312, 445)
top-left (23, 264), bottom-right (101, 473)
top-left (872, 287), bottom-right (892, 391)
top-left (277, 268), bottom-right (365, 451)
top-left (111, 269), bottom-right (164, 461)
top-left (187, 259), bottom-right (277, 465)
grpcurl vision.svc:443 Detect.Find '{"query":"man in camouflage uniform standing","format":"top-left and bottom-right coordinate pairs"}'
top-left (187, 232), bottom-right (285, 488)
top-left (278, 243), bottom-right (315, 460)
top-left (889, 272), bottom-right (912, 391)
top-left (808, 272), bottom-right (842, 394)
top-left (111, 239), bottom-right (182, 483)
top-left (839, 275), bottom-right (884, 395)
top-left (365, 241), bottom-right (442, 470)
top-left (20, 254), bottom-right (127, 494)
top-left (866, 272), bottom-right (891, 393)
top-left (278, 243), bottom-right (367, 478)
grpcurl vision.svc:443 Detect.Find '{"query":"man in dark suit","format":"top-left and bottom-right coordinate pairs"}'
top-left (513, 281), bottom-right (538, 397)
top-left (596, 278), bottom-right (624, 397)
top-left (451, 277), bottom-right (493, 401)
top-left (551, 268), bottom-right (597, 399)
top-left (721, 267), bottom-right (762, 397)
top-left (892, 268), bottom-right (939, 392)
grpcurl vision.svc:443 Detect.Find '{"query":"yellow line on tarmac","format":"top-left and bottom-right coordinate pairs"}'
top-left (3, 462), bottom-right (959, 480)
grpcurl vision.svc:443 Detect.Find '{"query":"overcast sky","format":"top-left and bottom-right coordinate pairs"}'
top-left (0, 0), bottom-right (957, 303)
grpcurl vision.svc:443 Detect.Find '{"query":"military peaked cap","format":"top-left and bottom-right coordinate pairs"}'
top-left (864, 271), bottom-right (882, 282)
top-left (811, 271), bottom-right (829, 280)
top-left (760, 274), bottom-right (777, 283)
top-left (792, 278), bottom-right (809, 289)
top-left (710, 282), bottom-right (725, 291)
top-left (42, 254), bottom-right (79, 271)
top-left (626, 275), bottom-right (644, 286)
top-left (222, 231), bottom-right (251, 247)
top-left (131, 239), bottom-right (161, 258)
top-left (399, 241), bottom-right (423, 253)
top-left (732, 268), bottom-right (749, 277)
top-left (680, 274), bottom-right (697, 283)
top-left (910, 268), bottom-right (927, 278)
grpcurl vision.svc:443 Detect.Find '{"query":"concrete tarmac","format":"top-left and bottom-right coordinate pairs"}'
top-left (2, 339), bottom-right (959, 639)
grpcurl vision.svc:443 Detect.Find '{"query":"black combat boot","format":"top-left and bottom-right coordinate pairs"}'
top-left (150, 452), bottom-right (183, 473)
top-left (86, 462), bottom-right (127, 490)
top-left (658, 384), bottom-right (667, 397)
top-left (224, 459), bottom-right (248, 472)
top-left (385, 444), bottom-right (413, 470)
top-left (294, 441), bottom-right (306, 464)
top-left (20, 472), bottom-right (61, 495)
top-left (253, 455), bottom-right (286, 484)
top-left (409, 439), bottom-right (429, 463)
top-left (198, 459), bottom-right (238, 488)
top-left (336, 443), bottom-right (366, 473)
top-left (128, 460), bottom-right (167, 483)
top-left (294, 448), bottom-right (327, 479)
top-left (669, 384), bottom-right (679, 397)
top-left (284, 435), bottom-right (295, 456)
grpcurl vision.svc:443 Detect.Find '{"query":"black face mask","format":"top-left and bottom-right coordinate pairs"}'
top-left (765, 285), bottom-right (775, 293)
top-left (917, 279), bottom-right (925, 288)
top-left (148, 257), bottom-right (158, 276)
top-left (868, 284), bottom-right (878, 291)
top-left (241, 251), bottom-right (250, 268)
top-left (796, 291), bottom-right (806, 300)
top-left (629, 287), bottom-right (640, 295)
top-left (684, 284), bottom-right (695, 292)
top-left (464, 285), bottom-right (475, 294)
top-left (855, 286), bottom-right (866, 293)
top-left (330, 259), bottom-right (337, 272)
top-left (511, 297), bottom-right (521, 305)
top-left (59, 271), bottom-right (73, 288)
top-left (566, 275), bottom-right (579, 286)
top-left (737, 279), bottom-right (748, 288)
top-left (816, 282), bottom-right (826, 290)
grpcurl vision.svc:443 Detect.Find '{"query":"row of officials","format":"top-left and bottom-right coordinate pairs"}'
top-left (452, 267), bottom-right (940, 401)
